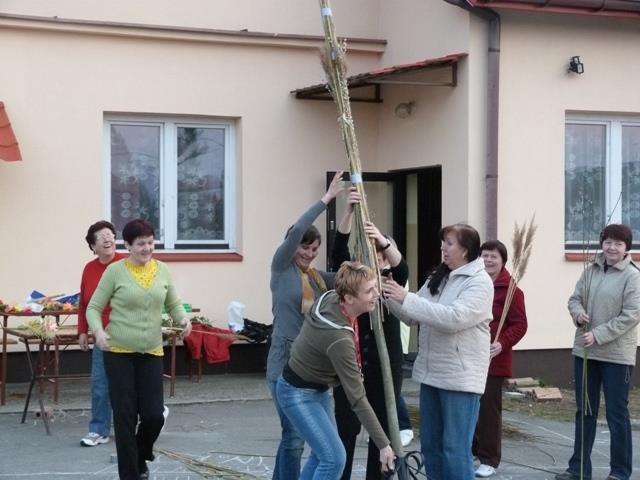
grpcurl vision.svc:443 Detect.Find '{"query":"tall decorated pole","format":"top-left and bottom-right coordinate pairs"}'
top-left (317, 0), bottom-right (406, 470)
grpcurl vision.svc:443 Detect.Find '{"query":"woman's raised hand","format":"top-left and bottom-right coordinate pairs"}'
top-left (382, 274), bottom-right (408, 303)
top-left (321, 170), bottom-right (345, 205)
top-left (346, 187), bottom-right (361, 213)
top-left (364, 221), bottom-right (386, 247)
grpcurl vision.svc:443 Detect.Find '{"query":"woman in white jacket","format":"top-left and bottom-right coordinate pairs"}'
top-left (382, 223), bottom-right (494, 480)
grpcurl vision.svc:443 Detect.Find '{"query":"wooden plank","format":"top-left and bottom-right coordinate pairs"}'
top-left (516, 387), bottom-right (537, 395)
top-left (506, 377), bottom-right (540, 390)
top-left (532, 387), bottom-right (563, 402)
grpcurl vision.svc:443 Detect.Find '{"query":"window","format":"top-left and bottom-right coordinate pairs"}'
top-left (105, 116), bottom-right (236, 251)
top-left (565, 115), bottom-right (640, 249)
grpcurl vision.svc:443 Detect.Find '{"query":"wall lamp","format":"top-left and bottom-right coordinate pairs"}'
top-left (394, 101), bottom-right (415, 119)
top-left (568, 56), bottom-right (584, 75)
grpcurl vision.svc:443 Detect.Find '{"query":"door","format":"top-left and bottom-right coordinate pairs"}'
top-left (325, 171), bottom-right (406, 271)
top-left (325, 167), bottom-right (442, 354)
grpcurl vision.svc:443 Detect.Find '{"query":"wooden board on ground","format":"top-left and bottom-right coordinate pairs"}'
top-left (506, 377), bottom-right (540, 390)
top-left (532, 387), bottom-right (563, 402)
top-left (516, 387), bottom-right (537, 395)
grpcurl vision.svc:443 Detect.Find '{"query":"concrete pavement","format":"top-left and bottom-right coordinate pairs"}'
top-left (0, 373), bottom-right (637, 479)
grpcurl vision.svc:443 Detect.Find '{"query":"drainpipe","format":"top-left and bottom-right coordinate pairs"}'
top-left (444, 0), bottom-right (500, 240)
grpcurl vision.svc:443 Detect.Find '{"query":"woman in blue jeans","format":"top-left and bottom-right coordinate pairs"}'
top-left (266, 172), bottom-right (344, 479)
top-left (277, 262), bottom-right (395, 479)
top-left (557, 224), bottom-right (640, 480)
top-left (77, 221), bottom-right (127, 447)
top-left (383, 224), bottom-right (494, 480)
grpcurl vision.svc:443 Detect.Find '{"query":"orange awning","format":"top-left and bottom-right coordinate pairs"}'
top-left (0, 102), bottom-right (22, 161)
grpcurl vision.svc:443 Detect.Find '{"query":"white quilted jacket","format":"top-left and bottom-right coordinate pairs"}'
top-left (388, 257), bottom-right (494, 394)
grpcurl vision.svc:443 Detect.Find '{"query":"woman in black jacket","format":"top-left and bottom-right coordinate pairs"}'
top-left (331, 189), bottom-right (409, 480)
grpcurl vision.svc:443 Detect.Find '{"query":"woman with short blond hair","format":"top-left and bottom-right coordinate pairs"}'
top-left (276, 261), bottom-right (395, 479)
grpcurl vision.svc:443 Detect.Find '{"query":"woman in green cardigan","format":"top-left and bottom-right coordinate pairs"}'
top-left (87, 219), bottom-right (192, 480)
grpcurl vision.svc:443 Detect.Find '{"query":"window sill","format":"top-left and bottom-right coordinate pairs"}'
top-left (153, 252), bottom-right (243, 262)
top-left (565, 252), bottom-right (640, 261)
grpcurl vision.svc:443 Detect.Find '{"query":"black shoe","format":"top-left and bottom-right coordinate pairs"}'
top-left (139, 463), bottom-right (149, 479)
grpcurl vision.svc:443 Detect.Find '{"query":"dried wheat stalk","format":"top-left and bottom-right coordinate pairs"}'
top-left (494, 216), bottom-right (537, 340)
top-left (155, 447), bottom-right (259, 479)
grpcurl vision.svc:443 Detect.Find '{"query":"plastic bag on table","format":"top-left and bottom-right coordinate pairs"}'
top-left (227, 301), bottom-right (245, 333)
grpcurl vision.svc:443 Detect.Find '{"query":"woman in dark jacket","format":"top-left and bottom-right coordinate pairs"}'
top-left (473, 240), bottom-right (528, 478)
top-left (331, 189), bottom-right (408, 480)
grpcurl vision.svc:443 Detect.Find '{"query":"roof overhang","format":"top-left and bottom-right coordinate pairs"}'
top-left (0, 102), bottom-right (22, 162)
top-left (292, 52), bottom-right (467, 103)
top-left (467, 0), bottom-right (640, 18)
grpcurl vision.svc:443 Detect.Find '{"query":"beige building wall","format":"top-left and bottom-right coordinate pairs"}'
top-left (498, 13), bottom-right (640, 350)
top-left (0, 0), bottom-right (381, 38)
top-left (0, 18), bottom-right (383, 326)
top-left (10, 2), bottom-right (632, 356)
top-left (377, 0), bottom-right (470, 65)
top-left (0, 2), bottom-right (489, 333)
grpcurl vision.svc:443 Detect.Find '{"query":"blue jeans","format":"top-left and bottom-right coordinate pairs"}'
top-left (420, 384), bottom-right (480, 480)
top-left (89, 346), bottom-right (112, 436)
top-left (268, 379), bottom-right (305, 480)
top-left (567, 357), bottom-right (633, 480)
top-left (276, 376), bottom-right (346, 480)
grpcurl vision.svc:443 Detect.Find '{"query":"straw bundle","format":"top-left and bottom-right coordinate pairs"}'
top-left (155, 447), bottom-right (259, 479)
top-left (18, 317), bottom-right (58, 341)
top-left (494, 216), bottom-right (537, 340)
top-left (317, 0), bottom-right (403, 457)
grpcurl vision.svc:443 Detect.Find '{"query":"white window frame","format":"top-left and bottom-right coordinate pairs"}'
top-left (104, 114), bottom-right (236, 252)
top-left (566, 113), bottom-right (640, 248)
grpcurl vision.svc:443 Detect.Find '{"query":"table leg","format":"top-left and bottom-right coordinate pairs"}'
top-left (1, 314), bottom-right (7, 406)
top-left (21, 340), bottom-right (38, 423)
top-left (53, 339), bottom-right (59, 403)
top-left (170, 333), bottom-right (176, 398)
top-left (38, 393), bottom-right (51, 436)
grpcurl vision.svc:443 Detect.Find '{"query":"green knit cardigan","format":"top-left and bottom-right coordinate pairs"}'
top-left (87, 259), bottom-right (186, 353)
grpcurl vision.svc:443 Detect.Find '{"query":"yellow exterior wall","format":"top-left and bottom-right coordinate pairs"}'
top-left (0, 1), bottom-right (482, 330)
top-left (0, 0), bottom-right (380, 38)
top-left (498, 13), bottom-right (640, 349)
top-left (5, 2), bottom-right (636, 354)
top-left (0, 23), bottom-right (381, 326)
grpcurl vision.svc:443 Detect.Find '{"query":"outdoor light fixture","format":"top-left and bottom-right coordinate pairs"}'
top-left (568, 56), bottom-right (584, 74)
top-left (394, 101), bottom-right (415, 119)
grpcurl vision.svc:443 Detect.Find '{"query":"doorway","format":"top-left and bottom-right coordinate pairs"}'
top-left (325, 167), bottom-right (442, 291)
top-left (326, 167), bottom-right (441, 353)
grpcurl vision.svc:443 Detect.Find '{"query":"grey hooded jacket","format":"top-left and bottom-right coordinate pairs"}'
top-left (568, 252), bottom-right (640, 366)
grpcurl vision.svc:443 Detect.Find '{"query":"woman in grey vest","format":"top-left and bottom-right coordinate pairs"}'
top-left (266, 171), bottom-right (344, 480)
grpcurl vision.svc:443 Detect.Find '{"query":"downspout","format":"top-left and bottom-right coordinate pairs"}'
top-left (443, 0), bottom-right (500, 239)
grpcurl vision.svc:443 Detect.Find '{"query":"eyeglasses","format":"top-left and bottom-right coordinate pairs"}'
top-left (95, 233), bottom-right (116, 241)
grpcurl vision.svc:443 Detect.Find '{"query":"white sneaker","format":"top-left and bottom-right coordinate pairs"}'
top-left (80, 432), bottom-right (109, 447)
top-left (399, 429), bottom-right (414, 447)
top-left (475, 464), bottom-right (496, 478)
top-left (160, 405), bottom-right (169, 432)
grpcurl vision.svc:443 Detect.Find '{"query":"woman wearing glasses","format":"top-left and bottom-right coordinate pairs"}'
top-left (77, 221), bottom-right (126, 447)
